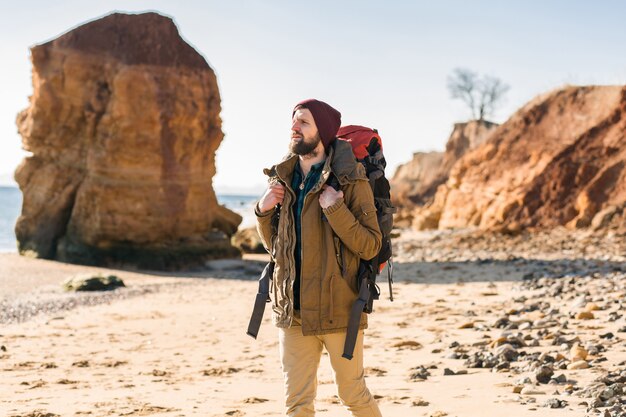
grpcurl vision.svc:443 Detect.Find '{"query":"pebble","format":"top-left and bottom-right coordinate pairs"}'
top-left (567, 360), bottom-right (590, 370)
top-left (535, 365), bottom-right (554, 384)
top-left (576, 311), bottom-right (595, 320)
top-left (543, 398), bottom-right (567, 408)
top-left (520, 386), bottom-right (546, 395)
top-left (570, 344), bottom-right (589, 361)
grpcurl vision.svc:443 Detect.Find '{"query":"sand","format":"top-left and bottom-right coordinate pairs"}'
top-left (1, 228), bottom-right (625, 416)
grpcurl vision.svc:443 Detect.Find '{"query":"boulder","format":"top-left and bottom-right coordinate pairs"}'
top-left (232, 227), bottom-right (266, 254)
top-left (14, 12), bottom-right (242, 269)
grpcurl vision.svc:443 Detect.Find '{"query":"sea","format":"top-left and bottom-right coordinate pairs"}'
top-left (0, 186), bottom-right (260, 253)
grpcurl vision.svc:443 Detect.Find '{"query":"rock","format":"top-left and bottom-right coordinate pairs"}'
top-left (513, 385), bottom-right (524, 394)
top-left (391, 120), bottom-right (497, 212)
top-left (576, 311), bottom-right (595, 320)
top-left (570, 295), bottom-right (588, 310)
top-left (585, 302), bottom-right (601, 311)
top-left (591, 205), bottom-right (621, 230)
top-left (567, 360), bottom-right (590, 370)
top-left (520, 386), bottom-right (546, 395)
top-left (231, 227), bottom-right (266, 254)
top-left (552, 374), bottom-right (567, 384)
top-left (410, 366), bottom-right (431, 381)
top-left (495, 343), bottom-right (518, 362)
top-left (62, 274), bottom-right (125, 291)
top-left (599, 387), bottom-right (617, 401)
top-left (443, 368), bottom-right (456, 375)
top-left (458, 321), bottom-right (475, 329)
top-left (412, 399), bottom-right (429, 407)
top-left (570, 344), bottom-right (588, 362)
top-left (409, 86), bottom-right (626, 232)
top-left (535, 365), bottom-right (554, 384)
top-left (543, 398), bottom-right (567, 408)
top-left (14, 12), bottom-right (242, 270)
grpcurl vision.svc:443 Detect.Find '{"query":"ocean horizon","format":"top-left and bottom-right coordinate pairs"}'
top-left (0, 185), bottom-right (259, 253)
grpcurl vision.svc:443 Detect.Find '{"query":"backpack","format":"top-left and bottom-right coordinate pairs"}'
top-left (247, 125), bottom-right (396, 361)
top-left (331, 125), bottom-right (396, 359)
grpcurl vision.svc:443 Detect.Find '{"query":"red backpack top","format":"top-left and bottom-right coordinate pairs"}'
top-left (336, 125), bottom-right (383, 160)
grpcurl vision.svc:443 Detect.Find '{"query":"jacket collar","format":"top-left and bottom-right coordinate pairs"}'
top-left (264, 139), bottom-right (365, 186)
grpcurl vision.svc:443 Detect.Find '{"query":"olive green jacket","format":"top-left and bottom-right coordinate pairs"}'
top-left (255, 140), bottom-right (382, 336)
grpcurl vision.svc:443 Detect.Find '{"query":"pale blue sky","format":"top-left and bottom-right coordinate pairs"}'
top-left (1, 1), bottom-right (625, 194)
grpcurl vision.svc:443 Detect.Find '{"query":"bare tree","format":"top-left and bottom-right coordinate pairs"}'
top-left (447, 68), bottom-right (509, 121)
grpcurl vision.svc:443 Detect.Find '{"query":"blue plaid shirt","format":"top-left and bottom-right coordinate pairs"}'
top-left (291, 159), bottom-right (325, 311)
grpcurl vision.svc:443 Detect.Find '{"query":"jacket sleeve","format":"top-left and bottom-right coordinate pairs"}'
top-left (322, 179), bottom-right (382, 261)
top-left (255, 202), bottom-right (276, 256)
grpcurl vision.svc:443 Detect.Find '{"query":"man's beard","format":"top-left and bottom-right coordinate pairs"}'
top-left (290, 133), bottom-right (322, 156)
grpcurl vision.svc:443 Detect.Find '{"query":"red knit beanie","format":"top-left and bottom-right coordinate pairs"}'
top-left (292, 99), bottom-right (342, 151)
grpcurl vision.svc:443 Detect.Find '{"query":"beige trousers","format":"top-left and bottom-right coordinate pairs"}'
top-left (278, 317), bottom-right (382, 417)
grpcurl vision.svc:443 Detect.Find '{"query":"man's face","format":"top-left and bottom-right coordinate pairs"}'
top-left (290, 107), bottom-right (321, 155)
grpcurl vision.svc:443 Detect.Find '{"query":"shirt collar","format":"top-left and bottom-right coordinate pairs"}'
top-left (295, 158), bottom-right (326, 175)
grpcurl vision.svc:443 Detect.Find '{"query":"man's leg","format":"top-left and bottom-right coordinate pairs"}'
top-left (322, 330), bottom-right (382, 417)
top-left (279, 318), bottom-right (324, 417)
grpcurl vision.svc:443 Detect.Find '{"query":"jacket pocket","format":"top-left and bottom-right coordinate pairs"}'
top-left (359, 202), bottom-right (377, 220)
top-left (333, 235), bottom-right (344, 276)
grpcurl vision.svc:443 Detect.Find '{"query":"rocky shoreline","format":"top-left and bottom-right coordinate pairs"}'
top-left (1, 227), bottom-right (624, 416)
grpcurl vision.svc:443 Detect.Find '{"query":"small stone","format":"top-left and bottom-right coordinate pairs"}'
top-left (570, 345), bottom-right (588, 362)
top-left (570, 295), bottom-right (587, 309)
top-left (62, 273), bottom-right (125, 292)
top-left (412, 399), bottom-right (429, 406)
top-left (567, 360), bottom-right (589, 370)
top-left (536, 366), bottom-right (554, 384)
top-left (575, 311), bottom-right (594, 320)
top-left (443, 368), bottom-right (456, 375)
top-left (410, 366), bottom-right (431, 381)
top-left (585, 302), bottom-right (600, 311)
top-left (543, 398), bottom-right (567, 408)
top-left (552, 374), bottom-right (567, 384)
top-left (513, 385), bottom-right (524, 394)
top-left (458, 322), bottom-right (474, 329)
top-left (599, 332), bottom-right (614, 339)
top-left (520, 386), bottom-right (546, 395)
top-left (599, 387), bottom-right (616, 400)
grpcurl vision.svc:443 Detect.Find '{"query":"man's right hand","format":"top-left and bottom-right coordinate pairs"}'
top-left (258, 183), bottom-right (285, 213)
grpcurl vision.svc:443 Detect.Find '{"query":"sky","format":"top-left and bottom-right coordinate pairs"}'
top-left (1, 1), bottom-right (625, 195)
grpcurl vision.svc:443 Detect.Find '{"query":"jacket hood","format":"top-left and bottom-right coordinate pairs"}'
top-left (263, 139), bottom-right (365, 185)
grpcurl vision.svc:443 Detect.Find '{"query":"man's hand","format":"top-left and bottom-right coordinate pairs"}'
top-left (258, 183), bottom-right (285, 213)
top-left (319, 184), bottom-right (344, 209)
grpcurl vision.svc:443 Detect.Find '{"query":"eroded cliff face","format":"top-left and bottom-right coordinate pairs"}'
top-left (14, 12), bottom-right (242, 269)
top-left (416, 86), bottom-right (626, 233)
top-left (391, 120), bottom-right (497, 228)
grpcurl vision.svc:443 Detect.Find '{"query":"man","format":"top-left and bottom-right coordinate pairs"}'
top-left (255, 98), bottom-right (383, 417)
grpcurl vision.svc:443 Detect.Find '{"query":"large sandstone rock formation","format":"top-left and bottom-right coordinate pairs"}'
top-left (391, 120), bottom-right (497, 228)
top-left (391, 120), bottom-right (497, 207)
top-left (417, 86), bottom-right (626, 233)
top-left (14, 12), bottom-right (242, 269)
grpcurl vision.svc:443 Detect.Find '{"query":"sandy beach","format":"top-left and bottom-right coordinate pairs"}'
top-left (1, 228), bottom-right (625, 417)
